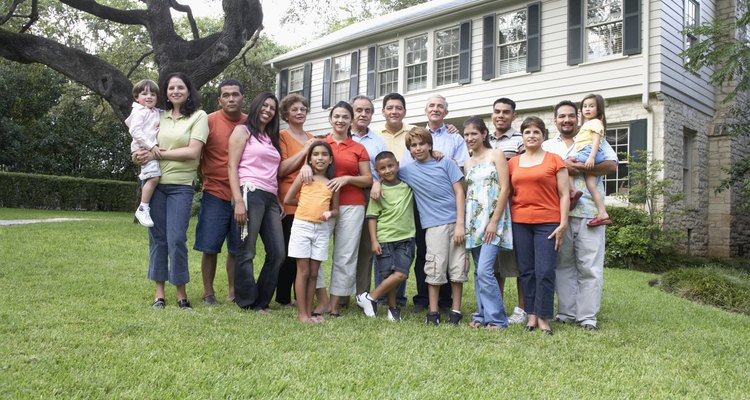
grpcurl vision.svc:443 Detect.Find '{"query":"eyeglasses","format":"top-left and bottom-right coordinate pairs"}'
top-left (290, 107), bottom-right (308, 114)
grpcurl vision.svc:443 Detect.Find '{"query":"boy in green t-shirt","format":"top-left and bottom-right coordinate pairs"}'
top-left (356, 151), bottom-right (415, 321)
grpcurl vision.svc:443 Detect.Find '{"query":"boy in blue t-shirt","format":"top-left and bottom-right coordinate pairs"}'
top-left (398, 127), bottom-right (467, 326)
top-left (356, 151), bottom-right (415, 321)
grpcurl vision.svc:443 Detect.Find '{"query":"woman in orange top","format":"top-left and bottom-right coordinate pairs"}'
top-left (276, 94), bottom-right (316, 307)
top-left (508, 116), bottom-right (569, 335)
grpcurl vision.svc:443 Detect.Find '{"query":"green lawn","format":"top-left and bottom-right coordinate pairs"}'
top-left (1, 208), bottom-right (748, 398)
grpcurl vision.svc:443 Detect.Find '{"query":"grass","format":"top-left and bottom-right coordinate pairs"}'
top-left (1, 208), bottom-right (749, 398)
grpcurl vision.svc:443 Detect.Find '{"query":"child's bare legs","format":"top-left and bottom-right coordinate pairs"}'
top-left (585, 173), bottom-right (609, 219)
top-left (313, 288), bottom-right (329, 314)
top-left (176, 284), bottom-right (187, 301)
top-left (295, 258), bottom-right (322, 322)
top-left (428, 284), bottom-right (441, 313)
top-left (451, 282), bottom-right (463, 312)
top-left (371, 271), bottom-right (407, 308)
top-left (141, 176), bottom-right (159, 204)
top-left (154, 281), bottom-right (166, 300)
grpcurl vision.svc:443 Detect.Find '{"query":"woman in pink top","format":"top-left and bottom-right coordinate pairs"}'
top-left (228, 92), bottom-right (284, 312)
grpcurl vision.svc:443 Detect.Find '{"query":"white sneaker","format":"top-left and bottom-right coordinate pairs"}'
top-left (135, 205), bottom-right (154, 227)
top-left (507, 306), bottom-right (528, 324)
top-left (356, 292), bottom-right (377, 317)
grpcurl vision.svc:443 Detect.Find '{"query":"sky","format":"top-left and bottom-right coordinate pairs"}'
top-left (178, 0), bottom-right (321, 47)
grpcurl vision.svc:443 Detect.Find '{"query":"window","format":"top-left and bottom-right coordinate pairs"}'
top-left (331, 55), bottom-right (350, 104)
top-left (377, 42), bottom-right (399, 97)
top-left (586, 0), bottom-right (623, 61)
top-left (683, 128), bottom-right (696, 205)
top-left (435, 27), bottom-right (460, 86)
top-left (497, 9), bottom-right (527, 74)
top-left (405, 35), bottom-right (427, 91)
top-left (604, 126), bottom-right (629, 195)
top-left (288, 66), bottom-right (304, 95)
top-left (684, 0), bottom-right (699, 59)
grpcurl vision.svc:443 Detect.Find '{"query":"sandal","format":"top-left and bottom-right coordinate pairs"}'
top-left (177, 299), bottom-right (192, 310)
top-left (469, 320), bottom-right (483, 329)
top-left (569, 191), bottom-right (583, 210)
top-left (151, 298), bottom-right (166, 309)
top-left (587, 217), bottom-right (613, 227)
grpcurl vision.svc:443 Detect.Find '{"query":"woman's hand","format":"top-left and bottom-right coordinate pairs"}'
top-left (233, 201), bottom-right (247, 226)
top-left (327, 176), bottom-right (349, 192)
top-left (548, 222), bottom-right (568, 251)
top-left (299, 164), bottom-right (313, 184)
top-left (483, 222), bottom-right (498, 244)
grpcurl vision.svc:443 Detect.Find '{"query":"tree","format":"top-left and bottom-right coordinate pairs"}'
top-left (0, 0), bottom-right (264, 122)
top-left (282, 0), bottom-right (428, 35)
top-left (683, 8), bottom-right (750, 209)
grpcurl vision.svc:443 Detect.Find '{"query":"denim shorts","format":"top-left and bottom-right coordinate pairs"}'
top-left (375, 238), bottom-right (415, 278)
top-left (193, 191), bottom-right (238, 255)
top-left (575, 144), bottom-right (608, 164)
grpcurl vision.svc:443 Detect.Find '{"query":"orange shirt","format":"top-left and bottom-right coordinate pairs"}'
top-left (201, 111), bottom-right (247, 200)
top-left (324, 135), bottom-right (370, 206)
top-left (295, 180), bottom-right (333, 223)
top-left (278, 129), bottom-right (313, 215)
top-left (508, 152), bottom-right (566, 224)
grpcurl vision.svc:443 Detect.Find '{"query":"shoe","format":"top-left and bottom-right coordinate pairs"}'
top-left (582, 323), bottom-right (598, 331)
top-left (425, 311), bottom-right (440, 326)
top-left (327, 312), bottom-right (342, 318)
top-left (135, 205), bottom-right (154, 227)
top-left (151, 298), bottom-right (165, 309)
top-left (177, 299), bottom-right (192, 310)
top-left (542, 328), bottom-right (554, 336)
top-left (524, 325), bottom-right (535, 332)
top-left (448, 310), bottom-right (463, 325)
top-left (356, 292), bottom-right (377, 317)
top-left (569, 191), bottom-right (583, 210)
top-left (387, 307), bottom-right (402, 321)
top-left (587, 217), bottom-right (613, 227)
top-left (507, 306), bottom-right (528, 324)
top-left (202, 295), bottom-right (218, 305)
top-left (412, 304), bottom-right (426, 313)
top-left (553, 316), bottom-right (570, 324)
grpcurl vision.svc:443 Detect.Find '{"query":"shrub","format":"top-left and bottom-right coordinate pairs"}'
top-left (0, 171), bottom-right (137, 211)
top-left (605, 206), bottom-right (684, 272)
top-left (657, 265), bottom-right (750, 316)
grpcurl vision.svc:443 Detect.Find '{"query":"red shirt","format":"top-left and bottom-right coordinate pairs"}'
top-left (201, 111), bottom-right (248, 200)
top-left (508, 151), bottom-right (566, 224)
top-left (324, 135), bottom-right (370, 206)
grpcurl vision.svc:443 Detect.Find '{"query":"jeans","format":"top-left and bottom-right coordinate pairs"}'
top-left (234, 189), bottom-right (285, 310)
top-left (275, 214), bottom-right (297, 305)
top-left (512, 222), bottom-right (558, 319)
top-left (148, 184), bottom-right (194, 286)
top-left (470, 244), bottom-right (508, 327)
top-left (193, 191), bottom-right (238, 255)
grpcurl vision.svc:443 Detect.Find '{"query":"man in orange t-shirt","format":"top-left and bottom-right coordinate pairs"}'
top-left (193, 79), bottom-right (248, 305)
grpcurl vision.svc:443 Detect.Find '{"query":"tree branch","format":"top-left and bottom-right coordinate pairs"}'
top-left (0, 29), bottom-right (133, 120)
top-left (0, 0), bottom-right (25, 25)
top-left (241, 26), bottom-right (262, 67)
top-left (19, 0), bottom-right (38, 33)
top-left (126, 50), bottom-right (153, 78)
top-left (59, 0), bottom-right (147, 25)
top-left (169, 0), bottom-right (199, 40)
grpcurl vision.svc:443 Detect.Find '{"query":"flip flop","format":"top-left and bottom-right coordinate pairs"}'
top-left (587, 217), bottom-right (613, 227)
top-left (569, 190), bottom-right (583, 210)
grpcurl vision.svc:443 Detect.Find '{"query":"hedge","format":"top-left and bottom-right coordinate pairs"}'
top-left (0, 172), bottom-right (137, 211)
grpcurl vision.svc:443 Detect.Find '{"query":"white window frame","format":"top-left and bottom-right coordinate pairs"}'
top-left (684, 0), bottom-right (700, 61)
top-left (585, 0), bottom-right (624, 61)
top-left (288, 66), bottom-right (304, 95)
top-left (331, 54), bottom-right (350, 105)
top-left (497, 9), bottom-right (528, 75)
top-left (405, 34), bottom-right (428, 92)
top-left (434, 26), bottom-right (460, 86)
top-left (377, 42), bottom-right (399, 97)
top-left (603, 125), bottom-right (629, 195)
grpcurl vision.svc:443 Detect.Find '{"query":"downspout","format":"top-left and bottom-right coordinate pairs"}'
top-left (641, 0), bottom-right (653, 153)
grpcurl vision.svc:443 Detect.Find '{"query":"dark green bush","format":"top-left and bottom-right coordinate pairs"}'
top-left (657, 265), bottom-right (750, 316)
top-left (605, 206), bottom-right (684, 272)
top-left (0, 172), bottom-right (137, 211)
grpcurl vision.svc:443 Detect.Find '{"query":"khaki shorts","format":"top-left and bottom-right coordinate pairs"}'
top-left (424, 223), bottom-right (468, 285)
top-left (494, 249), bottom-right (519, 278)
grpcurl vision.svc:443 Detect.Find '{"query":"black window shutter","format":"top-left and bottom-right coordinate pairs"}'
top-left (278, 68), bottom-right (288, 99)
top-left (302, 62), bottom-right (312, 102)
top-left (628, 118), bottom-right (648, 203)
top-left (322, 58), bottom-right (332, 109)
top-left (527, 2), bottom-right (541, 72)
top-left (349, 50), bottom-right (360, 101)
top-left (567, 0), bottom-right (583, 65)
top-left (366, 46), bottom-right (376, 98)
top-left (622, 0), bottom-right (641, 55)
top-left (482, 14), bottom-right (496, 81)
top-left (458, 20), bottom-right (472, 84)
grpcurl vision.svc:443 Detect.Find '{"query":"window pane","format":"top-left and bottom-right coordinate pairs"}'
top-left (289, 67), bottom-right (304, 93)
top-left (378, 42), bottom-right (399, 70)
top-left (332, 55), bottom-right (350, 81)
top-left (603, 127), bottom-right (629, 195)
top-left (586, 0), bottom-right (623, 25)
top-left (435, 57), bottom-right (459, 86)
top-left (497, 10), bottom-right (527, 75)
top-left (407, 63), bottom-right (427, 91)
top-left (406, 35), bottom-right (427, 65)
top-left (435, 27), bottom-right (459, 59)
top-left (587, 21), bottom-right (623, 60)
top-left (379, 69), bottom-right (398, 96)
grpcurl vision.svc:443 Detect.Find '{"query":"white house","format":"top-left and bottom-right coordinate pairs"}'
top-left (267, 0), bottom-right (749, 257)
